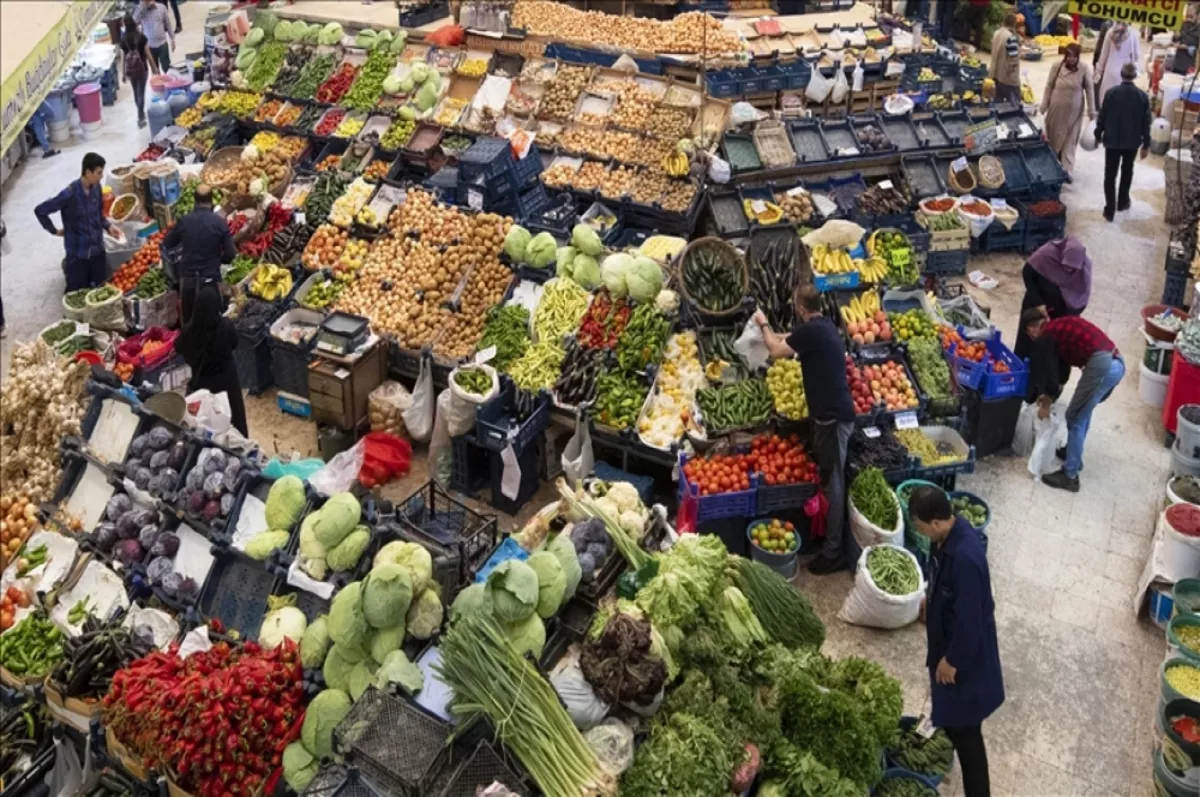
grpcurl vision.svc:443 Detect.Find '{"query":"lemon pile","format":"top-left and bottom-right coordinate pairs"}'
top-left (766, 358), bottom-right (807, 420)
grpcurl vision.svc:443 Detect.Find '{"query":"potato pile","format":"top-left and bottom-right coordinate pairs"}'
top-left (204, 149), bottom-right (289, 197)
top-left (512, 2), bottom-right (742, 55)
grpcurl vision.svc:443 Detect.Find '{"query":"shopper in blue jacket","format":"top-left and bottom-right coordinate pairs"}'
top-left (908, 486), bottom-right (1004, 797)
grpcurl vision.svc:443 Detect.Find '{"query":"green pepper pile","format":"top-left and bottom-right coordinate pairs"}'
top-left (951, 494), bottom-right (988, 528)
top-left (135, 268), bottom-right (168, 299)
top-left (889, 724), bottom-right (954, 779)
top-left (595, 370), bottom-right (650, 431)
top-left (0, 612), bottom-right (65, 678)
top-left (223, 254), bottom-right (258, 286)
top-left (866, 546), bottom-right (919, 595)
top-left (875, 776), bottom-right (938, 797)
top-left (615, 304), bottom-right (670, 372)
top-left (849, 468), bottom-right (898, 530)
top-left (342, 48), bottom-right (397, 111)
top-left (477, 305), bottom-right (530, 372)
top-left (454, 366), bottom-right (493, 396)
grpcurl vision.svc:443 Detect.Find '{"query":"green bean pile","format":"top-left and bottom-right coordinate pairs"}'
top-left (890, 726), bottom-right (954, 778)
top-left (875, 776), bottom-right (938, 797)
top-left (866, 547), bottom-right (919, 595)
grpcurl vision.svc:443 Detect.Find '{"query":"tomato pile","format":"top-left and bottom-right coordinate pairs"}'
top-left (104, 638), bottom-right (304, 796)
top-left (0, 585), bottom-right (31, 632)
top-left (938, 326), bottom-right (967, 354)
top-left (111, 232), bottom-right (166, 293)
top-left (316, 64), bottom-right (358, 104)
top-left (314, 154), bottom-right (342, 172)
top-left (302, 224), bottom-right (349, 270)
top-left (314, 108), bottom-right (346, 137)
top-left (135, 143), bottom-right (165, 162)
top-left (683, 433), bottom-right (817, 495)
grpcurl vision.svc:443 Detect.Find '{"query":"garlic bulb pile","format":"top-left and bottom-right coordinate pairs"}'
top-left (0, 340), bottom-right (89, 502)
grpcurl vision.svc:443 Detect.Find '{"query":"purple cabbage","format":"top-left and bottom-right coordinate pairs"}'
top-left (177, 577), bottom-right (198, 598)
top-left (141, 448), bottom-right (155, 467)
top-left (188, 490), bottom-right (206, 513)
top-left (116, 512), bottom-right (141, 540)
top-left (203, 449), bottom-right (227, 475)
top-left (222, 458), bottom-right (243, 492)
top-left (202, 499), bottom-right (221, 523)
top-left (146, 556), bottom-right (174, 583)
top-left (134, 467), bottom-right (152, 491)
top-left (220, 492), bottom-right (235, 517)
top-left (158, 468), bottom-right (179, 492)
top-left (149, 532), bottom-right (180, 558)
top-left (138, 525), bottom-right (160, 551)
top-left (130, 508), bottom-right (157, 529)
top-left (149, 450), bottom-right (171, 470)
top-left (161, 572), bottom-right (184, 597)
top-left (92, 522), bottom-right (119, 553)
top-left (129, 435), bottom-right (148, 459)
top-left (114, 539), bottom-right (144, 566)
top-left (106, 494), bottom-right (133, 522)
top-left (148, 426), bottom-right (173, 450)
top-left (203, 472), bottom-right (225, 498)
top-left (186, 467), bottom-right (205, 492)
top-left (168, 442), bottom-right (188, 471)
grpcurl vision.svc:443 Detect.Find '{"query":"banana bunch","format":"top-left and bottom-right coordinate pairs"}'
top-left (839, 291), bottom-right (880, 327)
top-left (251, 263), bottom-right (293, 301)
top-left (1020, 83), bottom-right (1035, 104)
top-left (811, 244), bottom-right (854, 274)
top-left (662, 150), bottom-right (689, 178)
top-left (853, 255), bottom-right (889, 283)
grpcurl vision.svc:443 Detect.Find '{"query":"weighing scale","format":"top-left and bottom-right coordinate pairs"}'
top-left (315, 312), bottom-right (370, 356)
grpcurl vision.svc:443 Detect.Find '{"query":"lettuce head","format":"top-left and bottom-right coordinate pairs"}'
top-left (374, 649), bottom-right (424, 695)
top-left (527, 551), bottom-right (566, 619)
top-left (526, 232), bottom-right (557, 268)
top-left (374, 541), bottom-right (433, 595)
top-left (625, 256), bottom-right (664, 303)
top-left (301, 689), bottom-right (351, 759)
top-left (571, 254), bottom-right (600, 290)
top-left (485, 559), bottom-right (539, 624)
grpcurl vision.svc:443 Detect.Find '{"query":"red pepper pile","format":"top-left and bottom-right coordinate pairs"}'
top-left (239, 230), bottom-right (274, 258)
top-left (227, 213), bottom-right (250, 238)
top-left (313, 108), bottom-right (346, 137)
top-left (315, 64), bottom-right (358, 105)
top-left (104, 638), bottom-right (305, 797)
top-left (263, 202), bottom-right (293, 233)
top-left (1173, 715), bottom-right (1200, 743)
top-left (577, 292), bottom-right (631, 350)
top-left (1026, 199), bottom-right (1065, 217)
top-left (136, 143), bottom-right (165, 162)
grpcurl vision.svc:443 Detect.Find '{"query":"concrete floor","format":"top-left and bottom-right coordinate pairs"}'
top-left (0, 5), bottom-right (1175, 795)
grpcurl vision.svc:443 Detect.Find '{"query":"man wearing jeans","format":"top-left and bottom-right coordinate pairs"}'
top-left (134, 0), bottom-right (174, 72)
top-left (755, 283), bottom-right (856, 574)
top-left (1022, 309), bottom-right (1125, 493)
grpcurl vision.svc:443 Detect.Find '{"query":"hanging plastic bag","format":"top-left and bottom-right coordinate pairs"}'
top-left (446, 363), bottom-right (499, 437)
top-left (185, 389), bottom-right (232, 435)
top-left (562, 411), bottom-right (594, 486)
top-left (852, 59), bottom-right (865, 92)
top-left (837, 544), bottom-right (925, 629)
top-left (735, 317), bottom-right (770, 372)
top-left (309, 440), bottom-right (366, 497)
top-left (806, 64), bottom-right (833, 103)
top-left (1012, 401), bottom-right (1038, 457)
top-left (830, 66), bottom-right (850, 104)
top-left (1028, 404), bottom-right (1068, 478)
top-left (369, 381), bottom-right (413, 437)
top-left (47, 733), bottom-right (84, 797)
top-left (403, 355), bottom-right (436, 443)
top-left (500, 444), bottom-right (522, 500)
top-left (429, 389), bottom-right (454, 486)
top-left (1080, 120), bottom-right (1098, 151)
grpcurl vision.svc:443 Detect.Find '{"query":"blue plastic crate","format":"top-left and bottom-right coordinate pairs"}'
top-left (197, 551), bottom-right (279, 640)
top-left (277, 391), bottom-right (311, 418)
top-left (491, 180), bottom-right (550, 221)
top-left (1020, 141), bottom-right (1068, 196)
top-left (979, 217), bottom-right (1027, 252)
top-left (679, 453), bottom-right (758, 523)
top-left (922, 248), bottom-right (969, 276)
top-left (780, 59), bottom-right (812, 90)
top-left (1023, 203), bottom-right (1067, 251)
top-left (815, 270), bottom-right (861, 292)
top-left (738, 66), bottom-right (764, 95)
top-left (458, 136), bottom-right (515, 181)
top-left (756, 481), bottom-right (818, 515)
top-left (950, 330), bottom-right (1029, 399)
top-left (707, 69), bottom-right (741, 98)
top-left (474, 381), bottom-right (551, 455)
top-left (424, 166), bottom-right (461, 204)
top-left (757, 64), bottom-right (787, 92)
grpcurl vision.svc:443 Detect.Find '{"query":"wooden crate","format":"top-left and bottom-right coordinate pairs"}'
top-left (308, 339), bottom-right (387, 431)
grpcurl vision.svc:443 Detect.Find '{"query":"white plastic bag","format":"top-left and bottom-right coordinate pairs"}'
top-left (562, 411), bottom-right (594, 486)
top-left (46, 734), bottom-right (84, 797)
top-left (735, 317), bottom-right (770, 372)
top-left (830, 67), bottom-right (850, 104)
top-left (446, 363), bottom-right (499, 437)
top-left (707, 155), bottom-right (732, 184)
top-left (848, 496), bottom-right (904, 549)
top-left (1012, 401), bottom-right (1037, 457)
top-left (852, 60), bottom-right (865, 92)
top-left (806, 65), bottom-right (833, 103)
top-left (550, 648), bottom-right (611, 730)
top-left (185, 389), bottom-right (233, 435)
top-left (838, 544), bottom-right (925, 629)
top-left (1080, 120), bottom-right (1098, 151)
top-left (500, 443), bottom-right (521, 500)
top-left (802, 219), bottom-right (866, 250)
top-left (369, 381), bottom-right (413, 436)
top-left (309, 440), bottom-right (365, 497)
top-left (403, 355), bottom-right (436, 443)
top-left (730, 101), bottom-right (766, 126)
top-left (1028, 405), bottom-right (1068, 478)
top-left (583, 718), bottom-right (635, 776)
top-left (429, 389), bottom-right (454, 486)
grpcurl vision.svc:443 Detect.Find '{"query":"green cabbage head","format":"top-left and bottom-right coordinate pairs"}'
top-left (601, 253), bottom-right (633, 297)
top-left (406, 587), bottom-right (443, 639)
top-left (485, 559), bottom-right (539, 624)
top-left (526, 232), bottom-right (557, 268)
top-left (327, 526), bottom-right (370, 572)
top-left (369, 624), bottom-right (405, 664)
top-left (450, 583), bottom-right (491, 621)
top-left (556, 247), bottom-right (576, 279)
top-left (504, 613), bottom-right (546, 659)
top-left (362, 564), bottom-right (414, 629)
top-left (300, 615), bottom-right (331, 669)
top-left (265, 475), bottom-right (306, 530)
top-left (625, 256), bottom-right (664, 303)
top-left (527, 551), bottom-right (566, 619)
top-left (375, 649), bottom-right (424, 694)
top-left (245, 530), bottom-right (289, 560)
top-left (348, 660), bottom-right (377, 701)
top-left (322, 645), bottom-right (357, 691)
top-left (328, 581), bottom-right (370, 651)
top-left (313, 492), bottom-right (361, 548)
top-left (374, 540), bottom-right (433, 595)
top-left (301, 689), bottom-right (351, 759)
top-left (572, 223), bottom-right (603, 257)
top-left (572, 254), bottom-right (600, 290)
top-left (504, 225), bottom-right (531, 262)
top-left (282, 742), bottom-right (316, 792)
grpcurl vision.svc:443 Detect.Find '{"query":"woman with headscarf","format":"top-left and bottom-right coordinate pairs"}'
top-left (176, 283), bottom-right (248, 436)
top-left (1013, 236), bottom-right (1093, 363)
top-left (1095, 22), bottom-right (1141, 105)
top-left (1040, 44), bottom-right (1095, 176)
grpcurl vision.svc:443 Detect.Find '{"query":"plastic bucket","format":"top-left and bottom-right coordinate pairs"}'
top-left (1167, 476), bottom-right (1200, 506)
top-left (1162, 658), bottom-right (1200, 705)
top-left (896, 479), bottom-right (939, 555)
top-left (1146, 333), bottom-right (1176, 376)
top-left (1172, 440), bottom-right (1200, 478)
top-left (44, 88), bottom-right (72, 122)
top-left (1169, 614), bottom-right (1200, 663)
top-left (1161, 698), bottom-right (1200, 791)
top-left (1156, 746), bottom-right (1196, 797)
top-left (1181, 405), bottom-right (1200, 457)
top-left (1175, 578), bottom-right (1200, 616)
top-left (73, 83), bottom-right (102, 124)
top-left (1142, 362), bottom-right (1171, 408)
top-left (1162, 505), bottom-right (1200, 577)
top-left (746, 518), bottom-right (799, 579)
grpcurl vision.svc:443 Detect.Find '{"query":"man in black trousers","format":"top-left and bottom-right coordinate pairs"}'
top-left (1096, 62), bottom-right (1151, 222)
top-left (158, 0), bottom-right (181, 33)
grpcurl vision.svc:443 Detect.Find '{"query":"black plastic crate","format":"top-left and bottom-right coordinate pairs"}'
top-left (457, 136), bottom-right (515, 181)
top-left (923, 248), bottom-right (969, 276)
top-left (77, 385), bottom-right (142, 465)
top-left (756, 480), bottom-right (818, 515)
top-left (558, 597), bottom-right (596, 642)
top-left (475, 381), bottom-right (551, 455)
top-left (271, 336), bottom-right (312, 397)
top-left (1020, 141), bottom-right (1068, 196)
top-left (708, 191), bottom-right (750, 238)
top-left (900, 154), bottom-right (946, 198)
top-left (437, 740), bottom-right (528, 797)
top-left (335, 687), bottom-right (451, 796)
top-left (450, 435), bottom-right (490, 495)
top-left (398, 0), bottom-right (449, 27)
top-left (486, 443), bottom-right (539, 515)
top-left (979, 215), bottom-right (1027, 253)
top-left (197, 550), bottom-right (280, 640)
top-left (1164, 269), bottom-right (1189, 307)
top-left (991, 145), bottom-right (1032, 195)
top-left (490, 180), bottom-right (550, 221)
top-left (234, 330), bottom-right (274, 396)
top-left (395, 480), bottom-right (499, 584)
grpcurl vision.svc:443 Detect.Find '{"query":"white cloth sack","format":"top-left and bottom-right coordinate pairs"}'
top-left (735, 317), bottom-right (770, 372)
top-left (309, 439), bottom-right (365, 497)
top-left (802, 219), bottom-right (865, 250)
top-left (1027, 405), bottom-right (1068, 478)
top-left (838, 544), bottom-right (926, 629)
top-left (956, 195), bottom-right (995, 238)
top-left (849, 496), bottom-right (904, 549)
top-left (806, 66), bottom-right (833, 103)
top-left (550, 648), bottom-right (611, 730)
top-left (562, 411), bottom-right (594, 486)
top-left (446, 363), bottom-right (499, 437)
top-left (403, 355), bottom-right (436, 442)
top-left (830, 67), bottom-right (850, 104)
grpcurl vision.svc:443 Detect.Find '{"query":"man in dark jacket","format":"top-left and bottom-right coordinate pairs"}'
top-left (162, 183), bottom-right (236, 321)
top-left (910, 486), bottom-right (1004, 797)
top-left (1096, 62), bottom-right (1151, 221)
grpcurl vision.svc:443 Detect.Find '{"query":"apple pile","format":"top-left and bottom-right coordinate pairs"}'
top-left (845, 355), bottom-right (920, 414)
top-left (847, 310), bottom-right (892, 346)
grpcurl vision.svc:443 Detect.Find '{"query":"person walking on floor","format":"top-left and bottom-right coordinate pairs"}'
top-left (989, 11), bottom-right (1023, 106)
top-left (963, 0), bottom-right (991, 50)
top-left (1040, 43), bottom-right (1095, 176)
top-left (34, 153), bottom-right (121, 292)
top-left (910, 486), bottom-right (1004, 797)
top-left (1096, 62), bottom-right (1151, 221)
top-left (1013, 235), bottom-right (1093, 364)
top-left (25, 99), bottom-right (61, 158)
top-left (1022, 309), bottom-right (1125, 493)
top-left (162, 183), bottom-right (236, 321)
top-left (157, 0), bottom-right (182, 34)
top-left (1095, 21), bottom-right (1141, 102)
top-left (121, 13), bottom-right (157, 129)
top-left (176, 284), bottom-right (248, 437)
top-left (134, 0), bottom-right (175, 74)
top-left (754, 283), bottom-right (856, 575)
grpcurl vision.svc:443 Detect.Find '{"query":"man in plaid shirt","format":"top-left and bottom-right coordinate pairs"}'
top-left (35, 153), bottom-right (121, 292)
top-left (1022, 308), bottom-right (1125, 492)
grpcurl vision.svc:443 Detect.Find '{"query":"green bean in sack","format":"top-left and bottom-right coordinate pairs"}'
top-left (838, 544), bottom-right (925, 629)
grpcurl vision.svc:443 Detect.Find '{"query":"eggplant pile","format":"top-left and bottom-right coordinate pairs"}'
top-left (749, 234), bottom-right (803, 334)
top-left (48, 614), bottom-right (154, 701)
top-left (554, 338), bottom-right (606, 407)
top-left (262, 220), bottom-right (316, 265)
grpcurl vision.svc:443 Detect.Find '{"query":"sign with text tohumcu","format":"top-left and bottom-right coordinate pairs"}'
top-left (1066, 0), bottom-right (1186, 31)
top-left (1, 1), bottom-right (114, 157)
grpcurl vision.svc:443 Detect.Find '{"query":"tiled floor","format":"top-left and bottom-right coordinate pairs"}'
top-left (0, 6), bottom-right (1175, 795)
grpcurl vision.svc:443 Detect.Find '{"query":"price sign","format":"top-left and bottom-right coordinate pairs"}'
top-left (878, 180), bottom-right (894, 191)
top-left (787, 186), bottom-right (808, 197)
top-left (751, 199), bottom-right (768, 214)
top-left (466, 189), bottom-right (484, 211)
top-left (990, 198), bottom-right (1008, 209)
top-left (916, 715), bottom-right (937, 739)
top-left (474, 346), bottom-right (497, 365)
top-left (895, 411), bottom-right (919, 430)
top-left (863, 426), bottom-right (881, 438)
top-left (951, 156), bottom-right (969, 174)
top-left (891, 248), bottom-right (911, 267)
top-left (295, 212), bottom-right (306, 226)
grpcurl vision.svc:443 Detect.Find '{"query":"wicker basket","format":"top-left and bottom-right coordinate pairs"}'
top-left (977, 155), bottom-right (1005, 189)
top-left (679, 237), bottom-right (749, 318)
top-left (947, 162), bottom-right (976, 194)
top-left (202, 146), bottom-right (293, 211)
top-left (752, 120), bottom-right (797, 170)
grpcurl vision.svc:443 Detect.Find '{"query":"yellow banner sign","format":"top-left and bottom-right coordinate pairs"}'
top-left (1, 1), bottom-right (114, 156)
top-left (1066, 0), bottom-right (1186, 31)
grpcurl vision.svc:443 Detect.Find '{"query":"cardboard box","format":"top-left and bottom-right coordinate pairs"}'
top-left (106, 724), bottom-right (150, 781)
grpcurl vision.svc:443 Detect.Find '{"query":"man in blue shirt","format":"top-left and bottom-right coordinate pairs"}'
top-left (909, 486), bottom-right (1004, 797)
top-left (35, 153), bottom-right (120, 292)
top-left (755, 282), bottom-right (857, 574)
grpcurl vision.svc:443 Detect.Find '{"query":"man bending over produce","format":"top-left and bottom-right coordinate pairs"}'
top-left (909, 486), bottom-right (1003, 797)
top-left (35, 152), bottom-right (121, 292)
top-left (1022, 308), bottom-right (1125, 492)
top-left (754, 283), bottom-right (855, 575)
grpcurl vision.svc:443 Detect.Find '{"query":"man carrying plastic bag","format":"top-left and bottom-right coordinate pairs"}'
top-left (907, 486), bottom-right (1004, 797)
